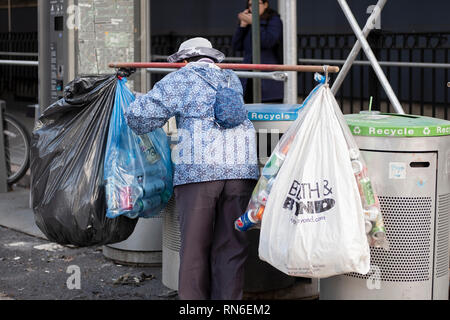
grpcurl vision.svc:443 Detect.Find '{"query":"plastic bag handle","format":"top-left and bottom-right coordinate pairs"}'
top-left (116, 68), bottom-right (136, 79)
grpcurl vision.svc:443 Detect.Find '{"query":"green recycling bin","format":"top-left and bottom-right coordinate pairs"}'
top-left (320, 113), bottom-right (450, 300)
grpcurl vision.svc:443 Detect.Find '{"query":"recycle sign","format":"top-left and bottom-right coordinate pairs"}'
top-left (353, 126), bottom-right (361, 134)
top-left (423, 127), bottom-right (431, 135)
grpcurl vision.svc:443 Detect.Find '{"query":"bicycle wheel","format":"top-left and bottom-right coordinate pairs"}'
top-left (3, 113), bottom-right (31, 185)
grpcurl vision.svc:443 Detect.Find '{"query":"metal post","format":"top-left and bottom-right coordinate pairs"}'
top-left (0, 101), bottom-right (8, 193)
top-left (141, 0), bottom-right (152, 92)
top-left (65, 0), bottom-right (76, 85)
top-left (7, 0), bottom-right (12, 33)
top-left (337, 0), bottom-right (405, 114)
top-left (38, 0), bottom-right (51, 114)
top-left (367, 4), bottom-right (383, 110)
top-left (279, 0), bottom-right (298, 104)
top-left (368, 29), bottom-right (382, 110)
top-left (331, 0), bottom-right (387, 95)
top-left (252, 0), bottom-right (262, 103)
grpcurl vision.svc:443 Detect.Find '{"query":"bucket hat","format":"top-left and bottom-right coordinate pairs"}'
top-left (167, 37), bottom-right (226, 63)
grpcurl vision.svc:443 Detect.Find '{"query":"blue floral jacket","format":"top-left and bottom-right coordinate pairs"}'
top-left (125, 62), bottom-right (260, 186)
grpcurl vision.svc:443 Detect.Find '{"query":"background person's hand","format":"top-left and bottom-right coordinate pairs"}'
top-left (238, 9), bottom-right (252, 27)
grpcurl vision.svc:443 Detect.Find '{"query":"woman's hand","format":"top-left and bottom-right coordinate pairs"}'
top-left (238, 9), bottom-right (252, 27)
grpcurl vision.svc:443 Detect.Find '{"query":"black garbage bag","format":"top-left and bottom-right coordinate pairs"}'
top-left (31, 74), bottom-right (137, 247)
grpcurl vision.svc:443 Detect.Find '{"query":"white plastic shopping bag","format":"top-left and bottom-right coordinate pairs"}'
top-left (258, 81), bottom-right (371, 278)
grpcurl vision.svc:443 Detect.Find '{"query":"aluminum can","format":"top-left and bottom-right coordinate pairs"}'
top-left (364, 206), bottom-right (380, 221)
top-left (140, 179), bottom-right (165, 198)
top-left (351, 160), bottom-right (364, 175)
top-left (349, 148), bottom-right (360, 160)
top-left (359, 177), bottom-right (376, 206)
top-left (372, 224), bottom-right (387, 240)
top-left (120, 186), bottom-right (134, 211)
top-left (235, 210), bottom-right (257, 232)
top-left (365, 220), bottom-right (374, 234)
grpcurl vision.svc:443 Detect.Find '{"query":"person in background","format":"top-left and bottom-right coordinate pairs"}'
top-left (125, 37), bottom-right (259, 300)
top-left (232, 0), bottom-right (284, 103)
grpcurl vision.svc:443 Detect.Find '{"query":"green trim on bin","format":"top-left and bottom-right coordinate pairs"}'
top-left (345, 113), bottom-right (450, 137)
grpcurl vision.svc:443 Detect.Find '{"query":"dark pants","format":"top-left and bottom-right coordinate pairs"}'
top-left (175, 179), bottom-right (256, 300)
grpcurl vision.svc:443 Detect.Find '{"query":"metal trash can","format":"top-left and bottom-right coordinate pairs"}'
top-left (161, 198), bottom-right (180, 290)
top-left (320, 113), bottom-right (450, 300)
top-left (0, 100), bottom-right (7, 193)
top-left (103, 216), bottom-right (163, 266)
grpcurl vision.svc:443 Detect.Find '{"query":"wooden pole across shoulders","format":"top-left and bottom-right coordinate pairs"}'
top-left (108, 62), bottom-right (340, 74)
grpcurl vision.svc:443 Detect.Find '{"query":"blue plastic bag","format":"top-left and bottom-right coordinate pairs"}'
top-left (104, 78), bottom-right (173, 219)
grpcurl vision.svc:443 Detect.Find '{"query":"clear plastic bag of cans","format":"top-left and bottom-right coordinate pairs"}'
top-left (103, 77), bottom-right (173, 219)
top-left (349, 150), bottom-right (389, 249)
top-left (235, 73), bottom-right (325, 232)
top-left (235, 73), bottom-right (389, 251)
top-left (330, 99), bottom-right (390, 250)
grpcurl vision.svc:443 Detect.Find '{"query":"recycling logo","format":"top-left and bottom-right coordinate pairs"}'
top-left (353, 126), bottom-right (361, 135)
top-left (423, 127), bottom-right (431, 135)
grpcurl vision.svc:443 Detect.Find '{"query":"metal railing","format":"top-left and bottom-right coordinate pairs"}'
top-left (0, 32), bottom-right (448, 119)
top-left (297, 32), bottom-right (450, 119)
top-left (150, 32), bottom-right (450, 120)
top-left (146, 67), bottom-right (288, 81)
top-left (0, 52), bottom-right (38, 57)
top-left (300, 58), bottom-right (450, 69)
top-left (0, 32), bottom-right (38, 101)
top-left (0, 60), bottom-right (38, 67)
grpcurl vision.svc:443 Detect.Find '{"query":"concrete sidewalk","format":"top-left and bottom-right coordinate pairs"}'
top-left (0, 187), bottom-right (46, 240)
top-left (0, 187), bottom-right (176, 300)
top-left (0, 187), bottom-right (319, 300)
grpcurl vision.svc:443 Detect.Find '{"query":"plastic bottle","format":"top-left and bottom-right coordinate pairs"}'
top-left (161, 188), bottom-right (173, 203)
top-left (125, 195), bottom-right (162, 219)
top-left (135, 165), bottom-right (164, 182)
top-left (279, 134), bottom-right (295, 156)
top-left (257, 190), bottom-right (269, 206)
top-left (262, 151), bottom-right (285, 179)
top-left (139, 195), bottom-right (163, 217)
top-left (142, 195), bottom-right (162, 210)
top-left (137, 179), bottom-right (165, 198)
top-left (105, 177), bottom-right (118, 210)
top-left (137, 134), bottom-right (161, 164)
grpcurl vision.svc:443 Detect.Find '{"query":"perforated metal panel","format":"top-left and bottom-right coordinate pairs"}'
top-left (320, 136), bottom-right (449, 300)
top-left (436, 193), bottom-right (450, 278)
top-left (162, 198), bottom-right (181, 252)
top-left (347, 196), bottom-right (433, 282)
top-left (162, 197), bottom-right (180, 290)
